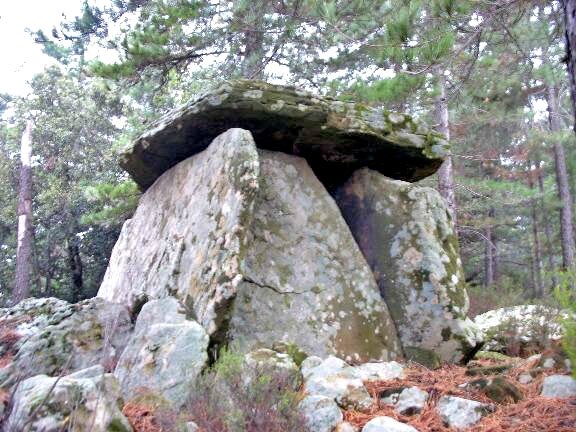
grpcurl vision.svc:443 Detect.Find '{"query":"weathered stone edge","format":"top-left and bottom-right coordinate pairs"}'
top-left (120, 80), bottom-right (449, 190)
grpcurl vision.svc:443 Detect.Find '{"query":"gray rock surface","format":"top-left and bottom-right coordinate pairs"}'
top-left (228, 151), bottom-right (401, 361)
top-left (394, 387), bottom-right (429, 415)
top-left (362, 416), bottom-right (419, 432)
top-left (121, 80), bottom-right (448, 190)
top-left (184, 422), bottom-right (200, 432)
top-left (244, 348), bottom-right (302, 390)
top-left (303, 356), bottom-right (373, 411)
top-left (303, 356), bottom-right (354, 381)
top-left (99, 129), bottom-right (401, 361)
top-left (336, 422), bottom-right (360, 432)
top-left (335, 169), bottom-right (482, 365)
top-left (99, 128), bottom-right (260, 341)
top-left (0, 297), bottom-right (132, 387)
top-left (114, 298), bottom-right (209, 406)
top-left (6, 365), bottom-right (132, 432)
top-left (356, 361), bottom-right (405, 382)
top-left (0, 297), bottom-right (70, 344)
top-left (436, 395), bottom-right (493, 430)
top-left (541, 374), bottom-right (576, 398)
top-left (133, 297), bottom-right (189, 333)
top-left (518, 373), bottom-right (533, 385)
top-left (474, 305), bottom-right (565, 353)
top-left (299, 394), bottom-right (343, 432)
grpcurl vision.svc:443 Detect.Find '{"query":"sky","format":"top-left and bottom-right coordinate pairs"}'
top-left (0, 0), bottom-right (83, 95)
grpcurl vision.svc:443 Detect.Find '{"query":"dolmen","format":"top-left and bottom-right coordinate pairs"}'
top-left (98, 80), bottom-right (483, 366)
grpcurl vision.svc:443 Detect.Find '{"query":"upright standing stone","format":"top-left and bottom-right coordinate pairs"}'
top-left (335, 169), bottom-right (482, 364)
top-left (227, 151), bottom-right (402, 361)
top-left (98, 131), bottom-right (402, 361)
top-left (98, 128), bottom-right (260, 340)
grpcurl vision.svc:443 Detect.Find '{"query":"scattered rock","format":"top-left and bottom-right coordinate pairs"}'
top-left (120, 80), bottom-right (448, 190)
top-left (6, 365), bottom-right (132, 432)
top-left (541, 375), bottom-right (576, 398)
top-left (299, 394), bottom-right (343, 432)
top-left (114, 299), bottom-right (209, 406)
top-left (306, 374), bottom-right (373, 411)
top-left (303, 356), bottom-right (356, 381)
top-left (518, 373), bottom-right (533, 385)
top-left (336, 421), bottom-right (360, 432)
top-left (303, 356), bottom-right (372, 411)
top-left (474, 305), bottom-right (565, 353)
top-left (0, 297), bottom-right (132, 387)
top-left (465, 377), bottom-right (523, 403)
top-left (184, 422), bottom-right (199, 432)
top-left (538, 348), bottom-right (568, 370)
top-left (356, 361), bottom-right (405, 382)
top-left (335, 169), bottom-right (483, 365)
top-left (362, 416), bottom-right (419, 432)
top-left (394, 386), bottom-right (429, 415)
top-left (437, 395), bottom-right (494, 430)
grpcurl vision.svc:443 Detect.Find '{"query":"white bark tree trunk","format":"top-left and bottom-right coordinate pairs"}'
top-left (434, 69), bottom-right (458, 225)
top-left (13, 120), bottom-right (34, 305)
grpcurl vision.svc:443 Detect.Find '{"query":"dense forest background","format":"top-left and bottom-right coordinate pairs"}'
top-left (0, 0), bottom-right (574, 312)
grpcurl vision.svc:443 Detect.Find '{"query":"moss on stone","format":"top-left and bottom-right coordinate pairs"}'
top-left (404, 347), bottom-right (442, 369)
top-left (121, 80), bottom-right (448, 190)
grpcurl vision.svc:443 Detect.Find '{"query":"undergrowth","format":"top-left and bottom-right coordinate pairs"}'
top-left (554, 270), bottom-right (576, 377)
top-left (186, 348), bottom-right (307, 432)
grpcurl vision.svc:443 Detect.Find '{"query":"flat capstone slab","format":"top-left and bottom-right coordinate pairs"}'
top-left (120, 80), bottom-right (449, 190)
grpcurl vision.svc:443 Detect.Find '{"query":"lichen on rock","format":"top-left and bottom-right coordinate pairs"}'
top-left (120, 80), bottom-right (448, 190)
top-left (334, 169), bottom-right (483, 364)
top-left (0, 297), bottom-right (132, 388)
top-left (227, 150), bottom-right (402, 361)
top-left (98, 128), bottom-right (260, 342)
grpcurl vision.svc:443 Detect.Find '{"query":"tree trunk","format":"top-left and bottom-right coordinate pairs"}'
top-left (239, 2), bottom-right (265, 79)
top-left (563, 0), bottom-right (576, 130)
top-left (13, 120), bottom-right (34, 305)
top-left (67, 234), bottom-right (84, 302)
top-left (484, 208), bottom-right (494, 287)
top-left (493, 234), bottom-right (500, 285)
top-left (538, 163), bottom-right (558, 292)
top-left (434, 69), bottom-right (458, 225)
top-left (528, 163), bottom-right (544, 298)
top-left (546, 85), bottom-right (576, 269)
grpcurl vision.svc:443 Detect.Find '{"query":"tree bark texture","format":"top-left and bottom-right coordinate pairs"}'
top-left (528, 164), bottom-right (544, 297)
top-left (68, 235), bottom-right (84, 302)
top-left (484, 208), bottom-right (495, 287)
top-left (239, 2), bottom-right (265, 79)
top-left (434, 70), bottom-right (458, 225)
top-left (538, 164), bottom-right (558, 290)
top-left (546, 85), bottom-right (575, 269)
top-left (13, 120), bottom-right (34, 305)
top-left (563, 0), bottom-right (576, 130)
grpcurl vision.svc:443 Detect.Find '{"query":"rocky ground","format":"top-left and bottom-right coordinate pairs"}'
top-left (340, 351), bottom-right (575, 432)
top-left (117, 348), bottom-right (576, 432)
top-left (0, 297), bottom-right (574, 431)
